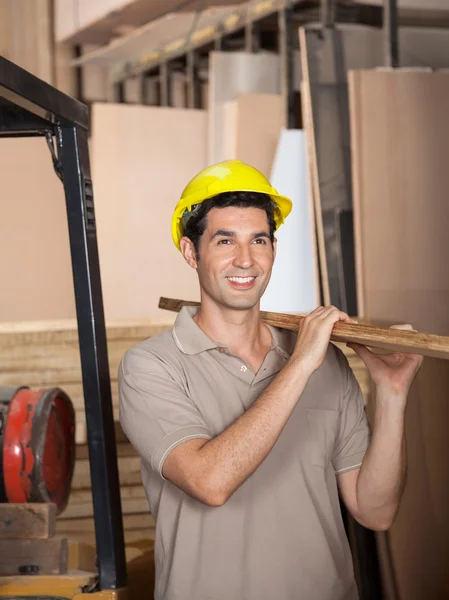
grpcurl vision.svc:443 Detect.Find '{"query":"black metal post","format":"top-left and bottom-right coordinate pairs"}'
top-left (112, 81), bottom-right (125, 103)
top-left (321, 0), bottom-right (335, 28)
top-left (160, 61), bottom-right (171, 106)
top-left (57, 124), bottom-right (127, 590)
top-left (278, 6), bottom-right (296, 130)
top-left (186, 51), bottom-right (201, 109)
top-left (384, 0), bottom-right (399, 67)
top-left (245, 16), bottom-right (258, 53)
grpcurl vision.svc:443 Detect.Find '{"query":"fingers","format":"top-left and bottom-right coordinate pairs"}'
top-left (306, 306), bottom-right (357, 325)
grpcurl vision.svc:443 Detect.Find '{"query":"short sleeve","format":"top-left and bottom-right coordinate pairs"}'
top-left (332, 348), bottom-right (371, 474)
top-left (119, 346), bottom-right (212, 477)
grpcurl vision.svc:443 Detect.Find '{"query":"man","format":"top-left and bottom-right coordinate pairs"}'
top-left (119, 160), bottom-right (423, 600)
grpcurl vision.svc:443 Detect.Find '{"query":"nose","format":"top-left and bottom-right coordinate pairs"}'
top-left (232, 243), bottom-right (254, 269)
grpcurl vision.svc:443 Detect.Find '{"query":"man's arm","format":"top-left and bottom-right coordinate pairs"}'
top-left (337, 324), bottom-right (423, 531)
top-left (163, 306), bottom-right (355, 506)
top-left (337, 392), bottom-right (406, 531)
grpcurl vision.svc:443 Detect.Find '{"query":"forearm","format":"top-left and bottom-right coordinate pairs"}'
top-left (188, 355), bottom-right (311, 504)
top-left (356, 391), bottom-right (407, 530)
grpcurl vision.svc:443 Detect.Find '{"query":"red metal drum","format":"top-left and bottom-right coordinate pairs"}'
top-left (0, 386), bottom-right (75, 514)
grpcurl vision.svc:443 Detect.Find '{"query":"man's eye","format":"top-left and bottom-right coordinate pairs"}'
top-left (253, 238), bottom-right (266, 244)
top-left (218, 239), bottom-right (231, 245)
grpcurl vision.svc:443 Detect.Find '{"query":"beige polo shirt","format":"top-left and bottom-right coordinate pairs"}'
top-left (119, 306), bottom-right (370, 600)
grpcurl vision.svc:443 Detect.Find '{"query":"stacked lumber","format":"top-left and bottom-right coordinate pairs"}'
top-left (0, 318), bottom-right (173, 543)
top-left (0, 504), bottom-right (68, 576)
top-left (0, 316), bottom-right (369, 545)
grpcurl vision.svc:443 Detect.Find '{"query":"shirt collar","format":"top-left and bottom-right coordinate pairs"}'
top-left (172, 306), bottom-right (220, 355)
top-left (172, 305), bottom-right (297, 357)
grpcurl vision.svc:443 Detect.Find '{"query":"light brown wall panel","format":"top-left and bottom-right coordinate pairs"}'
top-left (223, 93), bottom-right (283, 177)
top-left (91, 103), bottom-right (204, 320)
top-left (349, 69), bottom-right (449, 600)
top-left (0, 138), bottom-right (75, 321)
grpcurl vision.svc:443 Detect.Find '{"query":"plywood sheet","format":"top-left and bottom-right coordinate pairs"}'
top-left (261, 129), bottom-right (319, 314)
top-left (349, 69), bottom-right (449, 600)
top-left (0, 137), bottom-right (75, 322)
top-left (91, 103), bottom-right (204, 321)
top-left (222, 93), bottom-right (283, 177)
top-left (300, 24), bottom-right (449, 313)
top-left (208, 52), bottom-right (280, 164)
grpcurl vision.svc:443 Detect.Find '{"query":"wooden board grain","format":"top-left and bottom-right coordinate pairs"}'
top-left (349, 69), bottom-right (449, 600)
top-left (0, 503), bottom-right (56, 539)
top-left (159, 297), bottom-right (449, 360)
top-left (0, 536), bottom-right (68, 575)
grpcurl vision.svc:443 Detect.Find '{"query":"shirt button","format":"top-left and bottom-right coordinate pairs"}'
top-left (240, 365), bottom-right (248, 372)
top-left (219, 348), bottom-right (227, 353)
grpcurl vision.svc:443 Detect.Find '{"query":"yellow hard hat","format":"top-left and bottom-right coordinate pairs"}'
top-left (171, 160), bottom-right (292, 250)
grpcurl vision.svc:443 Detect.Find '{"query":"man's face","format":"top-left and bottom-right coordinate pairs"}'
top-left (181, 206), bottom-right (276, 311)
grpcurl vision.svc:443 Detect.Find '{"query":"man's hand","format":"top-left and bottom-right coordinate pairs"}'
top-left (347, 324), bottom-right (424, 399)
top-left (293, 306), bottom-right (356, 375)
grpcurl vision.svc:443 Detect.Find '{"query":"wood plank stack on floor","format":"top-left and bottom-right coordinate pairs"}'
top-left (0, 316), bottom-right (369, 545)
top-left (0, 319), bottom-right (173, 543)
top-left (349, 68), bottom-right (449, 600)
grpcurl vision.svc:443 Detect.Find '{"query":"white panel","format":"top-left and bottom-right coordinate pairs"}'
top-left (208, 52), bottom-right (280, 164)
top-left (261, 130), bottom-right (319, 314)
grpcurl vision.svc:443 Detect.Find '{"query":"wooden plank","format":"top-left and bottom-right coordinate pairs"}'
top-left (76, 441), bottom-right (137, 461)
top-left (68, 539), bottom-right (97, 572)
top-left (159, 297), bottom-right (449, 360)
top-left (71, 456), bottom-right (142, 490)
top-left (57, 513), bottom-right (155, 534)
top-left (0, 536), bottom-right (68, 576)
top-left (0, 503), bottom-right (56, 539)
top-left (69, 485), bottom-right (146, 506)
top-left (64, 497), bottom-right (149, 520)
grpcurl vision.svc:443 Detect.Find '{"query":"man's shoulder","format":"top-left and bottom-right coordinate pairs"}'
top-left (120, 327), bottom-right (183, 376)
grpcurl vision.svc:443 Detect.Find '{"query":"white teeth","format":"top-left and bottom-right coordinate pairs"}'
top-left (227, 276), bottom-right (255, 283)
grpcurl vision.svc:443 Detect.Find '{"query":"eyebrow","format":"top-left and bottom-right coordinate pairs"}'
top-left (210, 230), bottom-right (271, 241)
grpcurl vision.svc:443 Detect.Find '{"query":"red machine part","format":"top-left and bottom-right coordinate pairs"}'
top-left (0, 386), bottom-right (75, 514)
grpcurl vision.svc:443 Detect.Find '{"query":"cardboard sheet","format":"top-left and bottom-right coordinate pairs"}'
top-left (349, 69), bottom-right (449, 600)
top-left (91, 103), bottom-right (204, 320)
top-left (261, 129), bottom-right (319, 314)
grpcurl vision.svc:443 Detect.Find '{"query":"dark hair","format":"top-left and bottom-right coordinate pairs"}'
top-left (183, 191), bottom-right (276, 257)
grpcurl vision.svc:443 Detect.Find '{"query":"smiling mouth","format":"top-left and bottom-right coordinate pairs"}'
top-left (226, 276), bottom-right (257, 289)
top-left (227, 276), bottom-right (256, 283)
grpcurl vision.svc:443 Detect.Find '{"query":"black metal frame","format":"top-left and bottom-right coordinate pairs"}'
top-left (0, 56), bottom-right (127, 591)
top-left (384, 0), bottom-right (399, 67)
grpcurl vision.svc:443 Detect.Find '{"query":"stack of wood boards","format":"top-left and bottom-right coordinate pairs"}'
top-left (0, 318), bottom-right (369, 545)
top-left (349, 69), bottom-right (449, 600)
top-left (0, 504), bottom-right (68, 575)
top-left (0, 319), bottom-right (173, 544)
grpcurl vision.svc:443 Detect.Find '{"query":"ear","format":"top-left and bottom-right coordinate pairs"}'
top-left (180, 237), bottom-right (198, 269)
top-left (272, 237), bottom-right (277, 261)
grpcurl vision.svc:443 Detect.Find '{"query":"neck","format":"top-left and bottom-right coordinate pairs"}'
top-left (194, 294), bottom-right (269, 356)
